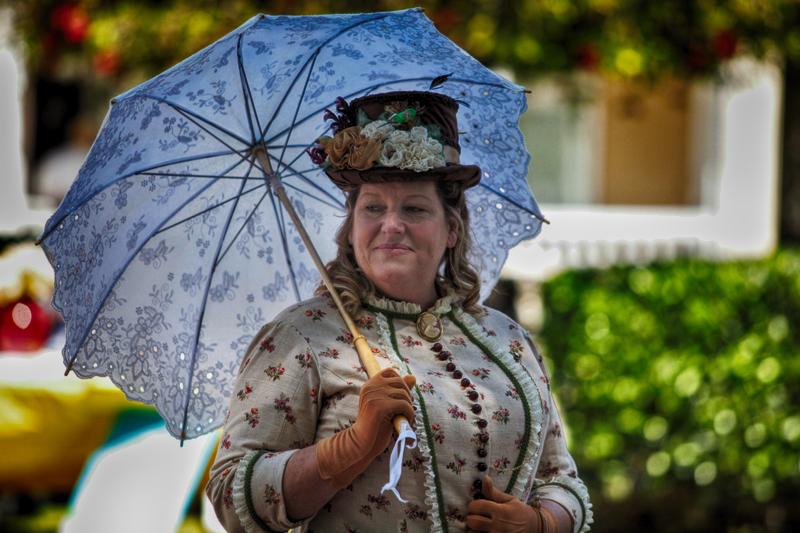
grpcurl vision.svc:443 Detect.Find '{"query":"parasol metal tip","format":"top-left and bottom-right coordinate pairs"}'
top-left (541, 216), bottom-right (551, 225)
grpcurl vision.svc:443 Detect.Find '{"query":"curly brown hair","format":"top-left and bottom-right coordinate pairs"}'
top-left (315, 181), bottom-right (484, 317)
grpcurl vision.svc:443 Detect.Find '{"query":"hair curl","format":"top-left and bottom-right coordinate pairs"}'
top-left (315, 181), bottom-right (484, 317)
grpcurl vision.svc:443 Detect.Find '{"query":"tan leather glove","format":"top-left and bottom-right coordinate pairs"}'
top-left (467, 475), bottom-right (550, 533)
top-left (316, 368), bottom-right (416, 489)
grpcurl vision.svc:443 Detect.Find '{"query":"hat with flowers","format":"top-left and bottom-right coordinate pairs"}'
top-left (308, 91), bottom-right (481, 189)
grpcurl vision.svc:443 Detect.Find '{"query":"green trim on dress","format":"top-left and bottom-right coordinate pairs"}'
top-left (448, 311), bottom-right (532, 494)
top-left (535, 481), bottom-right (588, 532)
top-left (385, 314), bottom-right (449, 533)
top-left (243, 450), bottom-right (274, 532)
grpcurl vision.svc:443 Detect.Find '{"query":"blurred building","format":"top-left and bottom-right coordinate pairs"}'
top-left (507, 61), bottom-right (782, 281)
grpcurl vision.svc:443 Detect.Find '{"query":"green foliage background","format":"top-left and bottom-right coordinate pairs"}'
top-left (3, 0), bottom-right (800, 87)
top-left (538, 249), bottom-right (800, 531)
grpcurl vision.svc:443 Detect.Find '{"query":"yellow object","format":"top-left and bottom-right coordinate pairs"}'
top-left (0, 354), bottom-right (137, 492)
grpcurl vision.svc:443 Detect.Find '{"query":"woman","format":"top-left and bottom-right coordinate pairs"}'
top-left (206, 91), bottom-right (592, 532)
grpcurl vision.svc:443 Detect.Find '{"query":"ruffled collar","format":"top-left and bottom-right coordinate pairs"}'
top-left (364, 289), bottom-right (458, 318)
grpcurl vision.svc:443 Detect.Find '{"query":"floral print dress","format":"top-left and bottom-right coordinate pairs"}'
top-left (206, 293), bottom-right (592, 532)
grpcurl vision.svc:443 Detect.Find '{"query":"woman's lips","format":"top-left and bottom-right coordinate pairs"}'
top-left (375, 243), bottom-right (412, 254)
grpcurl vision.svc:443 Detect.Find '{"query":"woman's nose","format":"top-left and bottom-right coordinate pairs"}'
top-left (381, 210), bottom-right (404, 233)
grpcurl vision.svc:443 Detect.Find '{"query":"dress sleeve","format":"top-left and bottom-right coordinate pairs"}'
top-left (524, 333), bottom-right (594, 533)
top-left (205, 316), bottom-right (322, 532)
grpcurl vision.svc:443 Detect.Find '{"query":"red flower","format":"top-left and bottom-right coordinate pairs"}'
top-left (93, 50), bottom-right (121, 77)
top-left (432, 8), bottom-right (461, 33)
top-left (259, 336), bottom-right (275, 352)
top-left (577, 44), bottom-right (600, 71)
top-left (244, 407), bottom-right (260, 428)
top-left (712, 29), bottom-right (738, 60)
top-left (51, 4), bottom-right (90, 44)
top-left (264, 365), bottom-right (285, 381)
top-left (0, 297), bottom-right (54, 352)
top-left (236, 383), bottom-right (253, 400)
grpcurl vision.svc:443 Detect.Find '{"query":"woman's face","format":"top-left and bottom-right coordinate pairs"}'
top-left (349, 181), bottom-right (456, 307)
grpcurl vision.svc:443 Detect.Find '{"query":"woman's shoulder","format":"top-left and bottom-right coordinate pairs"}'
top-left (472, 305), bottom-right (527, 334)
top-left (270, 293), bottom-right (343, 328)
top-left (239, 294), bottom-right (345, 369)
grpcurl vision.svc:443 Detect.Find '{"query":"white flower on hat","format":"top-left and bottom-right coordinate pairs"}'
top-left (379, 126), bottom-right (445, 172)
top-left (360, 120), bottom-right (393, 141)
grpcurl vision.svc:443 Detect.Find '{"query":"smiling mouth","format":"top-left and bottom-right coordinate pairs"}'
top-left (375, 244), bottom-right (412, 252)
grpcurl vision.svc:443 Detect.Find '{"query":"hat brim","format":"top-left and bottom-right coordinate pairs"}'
top-left (325, 163), bottom-right (481, 190)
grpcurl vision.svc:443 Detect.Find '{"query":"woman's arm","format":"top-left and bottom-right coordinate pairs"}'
top-left (282, 444), bottom-right (338, 520)
top-left (206, 318), bottom-right (324, 532)
top-left (284, 368), bottom-right (417, 520)
top-left (524, 333), bottom-right (593, 532)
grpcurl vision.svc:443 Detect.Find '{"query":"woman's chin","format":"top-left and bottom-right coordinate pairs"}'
top-left (373, 269), bottom-right (434, 302)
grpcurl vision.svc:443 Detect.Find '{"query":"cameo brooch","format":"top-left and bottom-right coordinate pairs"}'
top-left (416, 311), bottom-right (443, 342)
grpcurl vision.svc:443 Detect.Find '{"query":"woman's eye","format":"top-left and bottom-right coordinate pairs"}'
top-left (364, 204), bottom-right (384, 213)
top-left (404, 206), bottom-right (426, 214)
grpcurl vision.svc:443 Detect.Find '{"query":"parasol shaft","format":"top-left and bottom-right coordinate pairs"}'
top-left (255, 147), bottom-right (408, 434)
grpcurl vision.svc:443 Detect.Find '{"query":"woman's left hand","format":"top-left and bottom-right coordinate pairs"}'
top-left (466, 475), bottom-right (542, 533)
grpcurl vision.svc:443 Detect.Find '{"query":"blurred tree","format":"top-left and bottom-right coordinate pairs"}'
top-left (2, 1), bottom-right (798, 86)
top-left (538, 249), bottom-right (800, 532)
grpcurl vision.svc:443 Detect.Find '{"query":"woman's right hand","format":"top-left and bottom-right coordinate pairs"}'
top-left (316, 368), bottom-right (416, 489)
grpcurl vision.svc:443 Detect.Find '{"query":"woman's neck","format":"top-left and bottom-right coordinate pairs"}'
top-left (374, 282), bottom-right (440, 310)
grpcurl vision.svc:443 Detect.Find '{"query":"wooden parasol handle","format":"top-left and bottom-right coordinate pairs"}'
top-left (255, 147), bottom-right (409, 434)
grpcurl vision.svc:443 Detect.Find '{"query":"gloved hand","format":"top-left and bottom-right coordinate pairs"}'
top-left (316, 368), bottom-right (416, 489)
top-left (467, 475), bottom-right (553, 533)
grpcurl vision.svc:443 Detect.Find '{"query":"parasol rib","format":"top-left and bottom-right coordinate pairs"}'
top-left (477, 185), bottom-right (550, 224)
top-left (214, 189), bottom-right (271, 269)
top-left (62, 155), bottom-right (251, 375)
top-left (273, 47), bottom-right (318, 175)
top-left (281, 181), bottom-right (344, 211)
top-left (266, 182), bottom-right (301, 302)
top-left (257, 13), bottom-right (390, 144)
top-left (139, 93), bottom-right (250, 147)
top-left (235, 32), bottom-right (259, 144)
top-left (179, 155), bottom-right (254, 441)
top-left (154, 183), bottom-right (266, 237)
top-left (142, 95), bottom-right (251, 161)
top-left (39, 149), bottom-right (251, 243)
top-left (264, 152), bottom-right (344, 208)
top-left (140, 171), bottom-right (263, 181)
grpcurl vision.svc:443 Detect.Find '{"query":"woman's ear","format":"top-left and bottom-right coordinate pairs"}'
top-left (447, 226), bottom-right (457, 248)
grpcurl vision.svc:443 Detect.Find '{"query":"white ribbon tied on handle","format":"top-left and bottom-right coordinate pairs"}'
top-left (380, 421), bottom-right (417, 502)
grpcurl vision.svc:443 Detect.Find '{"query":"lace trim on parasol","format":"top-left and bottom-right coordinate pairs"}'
top-left (449, 307), bottom-right (544, 498)
top-left (373, 310), bottom-right (445, 532)
top-left (534, 476), bottom-right (594, 533)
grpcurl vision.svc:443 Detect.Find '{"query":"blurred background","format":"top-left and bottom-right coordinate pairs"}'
top-left (0, 1), bottom-right (798, 531)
